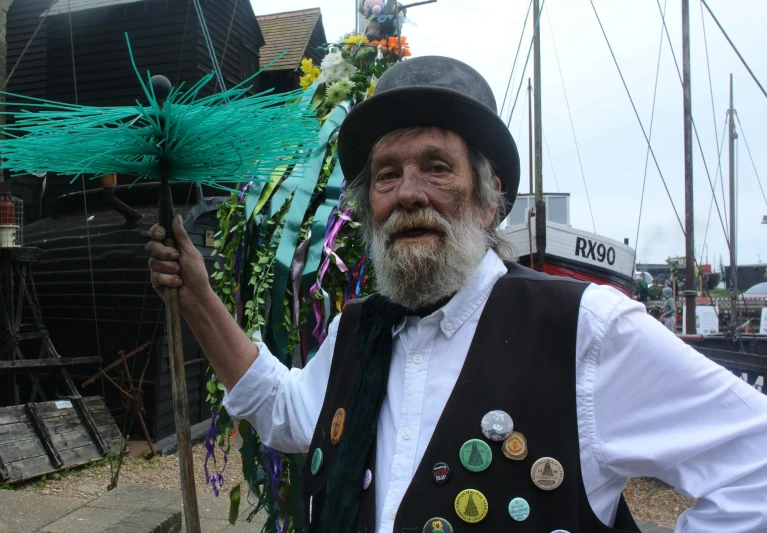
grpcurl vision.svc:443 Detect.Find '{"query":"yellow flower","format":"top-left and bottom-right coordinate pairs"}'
top-left (367, 80), bottom-right (377, 97)
top-left (344, 34), bottom-right (369, 46)
top-left (299, 58), bottom-right (321, 89)
top-left (300, 58), bottom-right (315, 76)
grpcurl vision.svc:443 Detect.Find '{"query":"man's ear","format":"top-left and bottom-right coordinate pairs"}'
top-left (482, 176), bottom-right (503, 227)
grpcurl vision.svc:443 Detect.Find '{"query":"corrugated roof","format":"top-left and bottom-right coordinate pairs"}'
top-left (44, 0), bottom-right (146, 16)
top-left (257, 8), bottom-right (322, 71)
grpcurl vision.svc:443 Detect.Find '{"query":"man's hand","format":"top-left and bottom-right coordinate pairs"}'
top-left (145, 214), bottom-right (213, 313)
top-left (145, 214), bottom-right (258, 390)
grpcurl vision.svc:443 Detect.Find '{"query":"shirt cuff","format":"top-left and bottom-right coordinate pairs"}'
top-left (222, 342), bottom-right (283, 420)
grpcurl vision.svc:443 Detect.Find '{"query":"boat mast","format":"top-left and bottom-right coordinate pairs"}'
top-left (528, 78), bottom-right (533, 195)
top-left (728, 74), bottom-right (740, 330)
top-left (682, 0), bottom-right (696, 333)
top-left (533, 0), bottom-right (546, 271)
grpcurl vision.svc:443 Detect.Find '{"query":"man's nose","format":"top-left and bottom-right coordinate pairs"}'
top-left (395, 167), bottom-right (429, 210)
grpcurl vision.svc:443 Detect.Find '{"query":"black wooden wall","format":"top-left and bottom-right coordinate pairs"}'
top-left (5, 0), bottom-right (265, 218)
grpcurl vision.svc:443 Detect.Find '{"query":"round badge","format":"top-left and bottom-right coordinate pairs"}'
top-left (362, 469), bottom-right (372, 490)
top-left (422, 517), bottom-right (454, 533)
top-left (503, 431), bottom-right (528, 460)
top-left (480, 409), bottom-right (513, 441)
top-left (508, 497), bottom-right (530, 521)
top-left (330, 407), bottom-right (346, 445)
top-left (459, 439), bottom-right (493, 472)
top-left (310, 448), bottom-right (323, 475)
top-left (531, 457), bottom-right (564, 490)
top-left (431, 462), bottom-right (450, 484)
top-left (454, 489), bottom-right (489, 523)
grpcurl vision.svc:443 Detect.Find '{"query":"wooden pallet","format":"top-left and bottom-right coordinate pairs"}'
top-left (0, 396), bottom-right (122, 484)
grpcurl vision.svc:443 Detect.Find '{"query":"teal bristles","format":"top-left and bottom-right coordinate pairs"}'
top-left (0, 35), bottom-right (319, 189)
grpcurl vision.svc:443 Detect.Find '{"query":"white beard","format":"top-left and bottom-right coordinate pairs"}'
top-left (369, 206), bottom-right (490, 310)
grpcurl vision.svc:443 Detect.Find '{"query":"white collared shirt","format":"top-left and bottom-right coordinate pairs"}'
top-left (224, 250), bottom-right (767, 533)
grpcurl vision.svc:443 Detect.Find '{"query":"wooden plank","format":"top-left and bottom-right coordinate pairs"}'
top-left (25, 403), bottom-right (63, 469)
top-left (4, 443), bottom-right (102, 483)
top-left (0, 356), bottom-right (102, 369)
top-left (0, 423), bottom-right (118, 464)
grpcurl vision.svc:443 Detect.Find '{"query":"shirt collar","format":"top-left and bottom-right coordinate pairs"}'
top-left (392, 250), bottom-right (508, 338)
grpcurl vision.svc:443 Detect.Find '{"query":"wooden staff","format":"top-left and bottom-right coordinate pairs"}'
top-left (151, 74), bottom-right (201, 533)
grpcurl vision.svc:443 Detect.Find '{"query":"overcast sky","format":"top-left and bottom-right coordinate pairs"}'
top-left (251, 0), bottom-right (767, 267)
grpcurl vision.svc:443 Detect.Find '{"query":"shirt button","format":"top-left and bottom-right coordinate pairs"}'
top-left (402, 429), bottom-right (412, 440)
top-left (412, 354), bottom-right (423, 364)
top-left (444, 321), bottom-right (453, 331)
top-left (389, 508), bottom-right (397, 519)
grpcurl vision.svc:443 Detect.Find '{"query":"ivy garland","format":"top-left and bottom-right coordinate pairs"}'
top-left (200, 30), bottom-right (407, 531)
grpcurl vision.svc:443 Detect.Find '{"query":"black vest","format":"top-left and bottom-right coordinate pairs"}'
top-left (303, 263), bottom-right (639, 532)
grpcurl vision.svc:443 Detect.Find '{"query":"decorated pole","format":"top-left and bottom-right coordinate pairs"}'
top-left (151, 74), bottom-right (202, 533)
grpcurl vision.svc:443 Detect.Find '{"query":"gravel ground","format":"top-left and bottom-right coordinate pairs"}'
top-left (624, 477), bottom-right (696, 528)
top-left (12, 442), bottom-right (244, 501)
top-left (9, 443), bottom-right (694, 527)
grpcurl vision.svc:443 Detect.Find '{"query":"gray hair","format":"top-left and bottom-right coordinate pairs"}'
top-left (343, 127), bottom-right (516, 261)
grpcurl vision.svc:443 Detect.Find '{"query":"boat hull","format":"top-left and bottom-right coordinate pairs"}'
top-left (501, 220), bottom-right (636, 294)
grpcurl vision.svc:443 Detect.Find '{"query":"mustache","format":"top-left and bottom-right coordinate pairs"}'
top-left (381, 208), bottom-right (451, 242)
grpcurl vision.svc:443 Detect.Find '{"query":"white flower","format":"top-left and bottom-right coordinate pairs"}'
top-left (326, 77), bottom-right (353, 104)
top-left (318, 51), bottom-right (357, 84)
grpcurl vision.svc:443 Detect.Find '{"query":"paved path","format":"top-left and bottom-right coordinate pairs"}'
top-left (0, 486), bottom-right (264, 533)
top-left (0, 486), bottom-right (671, 532)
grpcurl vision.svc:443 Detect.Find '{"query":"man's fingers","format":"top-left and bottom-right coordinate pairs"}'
top-left (149, 224), bottom-right (166, 241)
top-left (148, 257), bottom-right (181, 275)
top-left (151, 271), bottom-right (183, 288)
top-left (172, 215), bottom-right (196, 254)
top-left (145, 240), bottom-right (180, 261)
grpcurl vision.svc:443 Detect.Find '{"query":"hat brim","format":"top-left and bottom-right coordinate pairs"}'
top-left (337, 86), bottom-right (521, 207)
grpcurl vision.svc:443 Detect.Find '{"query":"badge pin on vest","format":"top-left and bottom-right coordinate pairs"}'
top-left (503, 431), bottom-right (528, 460)
top-left (459, 439), bottom-right (493, 472)
top-left (531, 457), bottom-right (564, 490)
top-left (454, 489), bottom-right (489, 523)
top-left (422, 517), bottom-right (454, 533)
top-left (480, 409), bottom-right (514, 441)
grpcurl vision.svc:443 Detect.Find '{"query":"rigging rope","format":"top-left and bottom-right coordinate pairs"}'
top-left (2, 0), bottom-right (56, 91)
top-left (175, 0), bottom-right (193, 86)
top-left (507, 0), bottom-right (546, 125)
top-left (653, 0), bottom-right (730, 250)
top-left (699, 1), bottom-right (728, 233)
top-left (542, 130), bottom-right (561, 193)
top-left (699, 117), bottom-right (728, 265)
top-left (544, 4), bottom-right (595, 233)
top-left (735, 114), bottom-right (767, 211)
top-left (700, 0), bottom-right (767, 100)
top-left (588, 0), bottom-right (685, 235)
top-left (66, 0), bottom-right (78, 104)
top-left (633, 0), bottom-right (668, 267)
top-left (500, 0), bottom-right (533, 119)
top-left (192, 0), bottom-right (227, 93)
top-left (219, 0), bottom-right (240, 71)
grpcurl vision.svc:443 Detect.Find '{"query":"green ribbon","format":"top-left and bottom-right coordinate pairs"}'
top-left (267, 103), bottom-right (349, 361)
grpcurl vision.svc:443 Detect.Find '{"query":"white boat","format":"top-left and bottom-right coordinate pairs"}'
top-left (500, 193), bottom-right (636, 295)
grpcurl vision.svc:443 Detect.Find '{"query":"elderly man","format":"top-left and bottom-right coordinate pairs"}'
top-left (147, 57), bottom-right (767, 533)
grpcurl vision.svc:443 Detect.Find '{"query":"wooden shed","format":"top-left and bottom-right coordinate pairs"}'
top-left (5, 0), bottom-right (265, 220)
top-left (256, 8), bottom-right (327, 93)
top-left (2, 0), bottom-right (269, 441)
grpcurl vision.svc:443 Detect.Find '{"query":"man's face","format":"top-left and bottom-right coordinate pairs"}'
top-left (363, 127), bottom-right (500, 310)
top-left (368, 127), bottom-right (496, 238)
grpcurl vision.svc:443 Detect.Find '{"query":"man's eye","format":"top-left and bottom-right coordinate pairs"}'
top-left (429, 164), bottom-right (449, 174)
top-left (377, 172), bottom-right (397, 181)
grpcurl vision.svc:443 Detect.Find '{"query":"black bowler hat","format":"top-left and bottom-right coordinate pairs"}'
top-left (337, 55), bottom-right (521, 207)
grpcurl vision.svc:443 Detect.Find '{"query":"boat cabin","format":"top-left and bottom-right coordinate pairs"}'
top-left (499, 192), bottom-right (570, 229)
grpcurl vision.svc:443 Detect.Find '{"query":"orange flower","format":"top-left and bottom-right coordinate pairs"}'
top-left (386, 35), bottom-right (411, 57)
